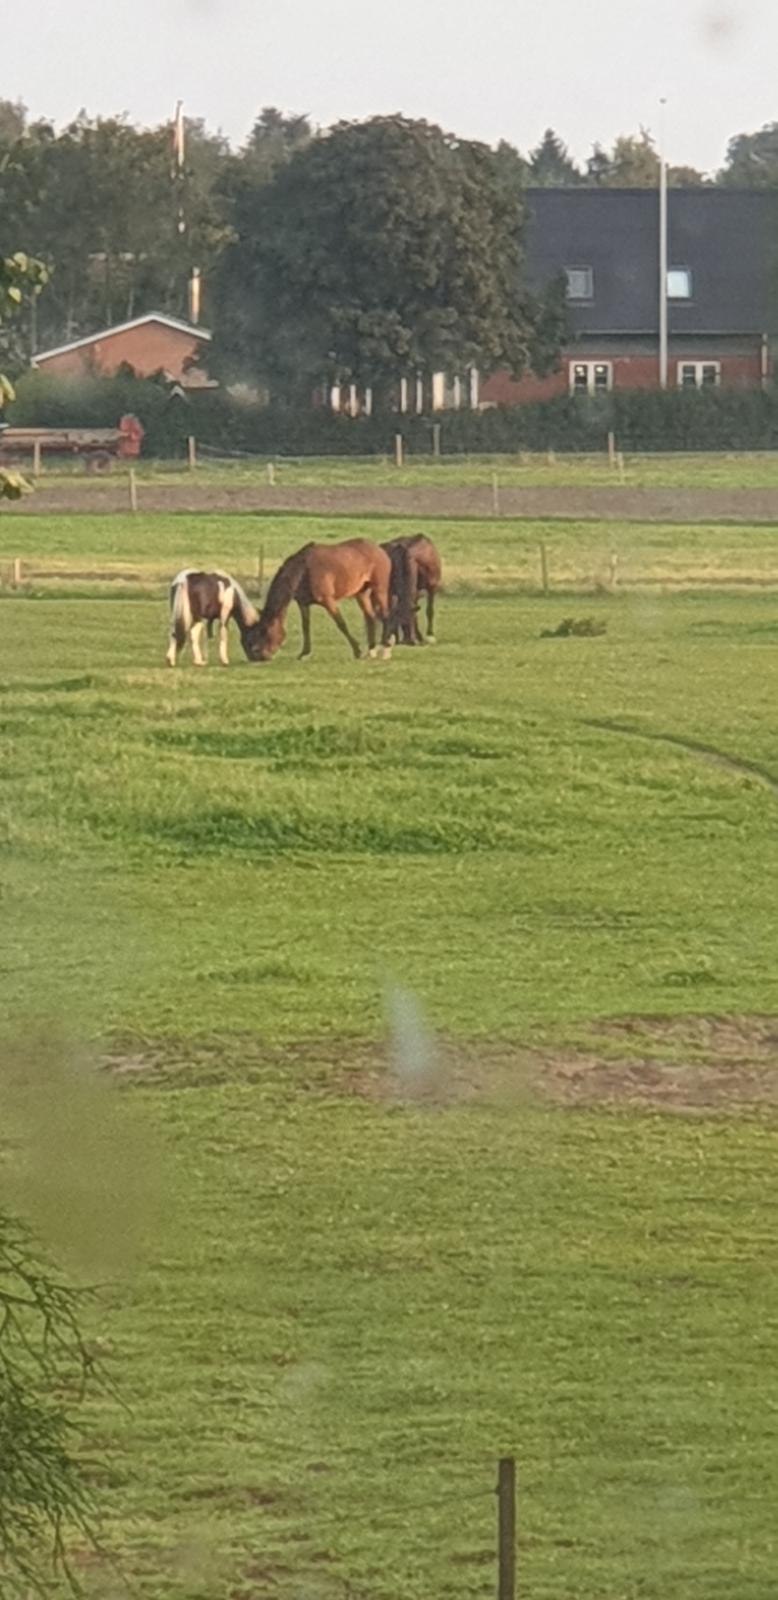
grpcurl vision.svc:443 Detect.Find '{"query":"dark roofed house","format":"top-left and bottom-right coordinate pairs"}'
top-left (481, 188), bottom-right (778, 405)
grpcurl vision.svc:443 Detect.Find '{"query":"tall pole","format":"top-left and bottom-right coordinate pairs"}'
top-left (497, 1457), bottom-right (517, 1600)
top-left (173, 101), bottom-right (188, 319)
top-left (659, 97), bottom-right (668, 390)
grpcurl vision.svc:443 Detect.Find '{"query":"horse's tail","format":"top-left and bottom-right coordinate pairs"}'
top-left (169, 573), bottom-right (192, 648)
top-left (403, 545), bottom-right (420, 624)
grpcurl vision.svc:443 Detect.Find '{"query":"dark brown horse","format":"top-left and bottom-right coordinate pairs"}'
top-left (382, 535), bottom-right (442, 645)
top-left (242, 539), bottom-right (393, 662)
top-left (166, 569), bottom-right (259, 666)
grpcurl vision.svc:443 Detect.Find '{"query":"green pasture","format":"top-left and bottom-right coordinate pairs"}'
top-left (19, 445), bottom-right (778, 490)
top-left (5, 508), bottom-right (778, 596)
top-left (1, 508), bottom-right (778, 1598)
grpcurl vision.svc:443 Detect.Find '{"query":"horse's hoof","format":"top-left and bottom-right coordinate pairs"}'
top-left (380, 646), bottom-right (393, 661)
top-left (426, 635), bottom-right (437, 645)
top-left (367, 647), bottom-right (378, 660)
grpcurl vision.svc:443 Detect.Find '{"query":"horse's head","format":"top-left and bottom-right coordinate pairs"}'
top-left (241, 614), bottom-right (286, 662)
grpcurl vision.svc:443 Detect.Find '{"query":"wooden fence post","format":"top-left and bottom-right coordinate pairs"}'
top-left (267, 461), bottom-right (275, 486)
top-left (497, 1457), bottom-right (517, 1600)
top-left (129, 469), bottom-right (138, 513)
top-left (33, 439), bottom-right (42, 478)
top-left (187, 435), bottom-right (197, 470)
top-left (491, 472), bottom-right (500, 516)
top-left (13, 557), bottom-right (22, 587)
top-left (395, 433), bottom-right (404, 469)
top-left (607, 431), bottom-right (616, 467)
top-left (539, 541), bottom-right (549, 595)
top-left (432, 422), bottom-right (441, 458)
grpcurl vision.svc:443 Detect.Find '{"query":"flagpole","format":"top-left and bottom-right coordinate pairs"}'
top-left (659, 97), bottom-right (668, 390)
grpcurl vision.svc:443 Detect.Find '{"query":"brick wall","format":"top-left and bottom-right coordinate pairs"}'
top-left (36, 322), bottom-right (212, 388)
top-left (481, 347), bottom-right (767, 406)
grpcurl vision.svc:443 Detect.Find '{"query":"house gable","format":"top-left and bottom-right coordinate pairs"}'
top-left (32, 313), bottom-right (215, 388)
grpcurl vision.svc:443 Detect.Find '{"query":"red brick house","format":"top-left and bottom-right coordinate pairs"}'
top-left (32, 312), bottom-right (214, 388)
top-left (481, 187), bottom-right (778, 405)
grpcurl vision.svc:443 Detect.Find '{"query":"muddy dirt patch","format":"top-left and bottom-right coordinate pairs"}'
top-left (8, 482), bottom-right (778, 522)
top-left (101, 1017), bottom-right (778, 1113)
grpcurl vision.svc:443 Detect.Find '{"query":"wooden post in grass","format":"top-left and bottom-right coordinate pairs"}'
top-left (256, 545), bottom-right (265, 598)
top-left (129, 468), bottom-right (138, 513)
top-left (395, 433), bottom-right (404, 469)
top-left (32, 438), bottom-right (41, 478)
top-left (539, 541), bottom-right (549, 595)
top-left (607, 431), bottom-right (616, 468)
top-left (267, 461), bottom-right (275, 486)
top-left (609, 551), bottom-right (619, 590)
top-left (432, 422), bottom-right (441, 458)
top-left (497, 1457), bottom-right (517, 1600)
top-left (491, 472), bottom-right (500, 516)
top-left (12, 557), bottom-right (22, 587)
top-left (187, 435), bottom-right (197, 470)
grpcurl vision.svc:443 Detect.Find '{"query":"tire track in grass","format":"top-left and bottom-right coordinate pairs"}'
top-left (582, 717), bottom-right (778, 797)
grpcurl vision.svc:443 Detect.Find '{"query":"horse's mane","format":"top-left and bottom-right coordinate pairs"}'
top-left (208, 569), bottom-right (258, 627)
top-left (227, 577), bottom-right (259, 628)
top-left (261, 543), bottom-right (315, 619)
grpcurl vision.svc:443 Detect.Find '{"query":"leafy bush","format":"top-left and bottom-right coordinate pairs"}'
top-left (0, 1212), bottom-right (98, 1595)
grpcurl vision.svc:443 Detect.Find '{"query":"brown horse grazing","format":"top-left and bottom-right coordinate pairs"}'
top-left (241, 539), bottom-right (393, 662)
top-left (166, 569), bottom-right (259, 666)
top-left (382, 535), bottom-right (442, 645)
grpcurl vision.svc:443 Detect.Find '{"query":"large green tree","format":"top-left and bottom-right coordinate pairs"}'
top-left (0, 97), bottom-right (26, 144)
top-left (719, 122), bottom-right (778, 185)
top-left (528, 128), bottom-right (581, 186)
top-left (585, 129), bottom-right (705, 187)
top-left (210, 115), bottom-right (567, 403)
top-left (1, 251), bottom-right (47, 498)
top-left (237, 106), bottom-right (313, 187)
top-left (0, 111), bottom-right (233, 348)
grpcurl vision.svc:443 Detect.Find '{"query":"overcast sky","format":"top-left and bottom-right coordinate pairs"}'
top-left (5, 0), bottom-right (776, 173)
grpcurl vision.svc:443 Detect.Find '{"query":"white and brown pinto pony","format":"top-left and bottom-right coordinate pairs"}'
top-left (166, 569), bottom-right (259, 667)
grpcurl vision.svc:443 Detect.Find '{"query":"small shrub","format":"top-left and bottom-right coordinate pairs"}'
top-left (540, 617), bottom-right (607, 638)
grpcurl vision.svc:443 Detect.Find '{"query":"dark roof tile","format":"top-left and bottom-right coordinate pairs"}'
top-left (525, 188), bottom-right (778, 334)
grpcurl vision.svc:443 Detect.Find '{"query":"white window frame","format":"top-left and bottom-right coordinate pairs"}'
top-left (565, 266), bottom-right (594, 302)
top-left (667, 266), bottom-right (693, 300)
top-left (676, 360), bottom-right (721, 390)
top-left (569, 360), bottom-right (613, 397)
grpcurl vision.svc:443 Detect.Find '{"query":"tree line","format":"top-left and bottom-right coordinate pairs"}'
top-left (3, 100), bottom-right (778, 403)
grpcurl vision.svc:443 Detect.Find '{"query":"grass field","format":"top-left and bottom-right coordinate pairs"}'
top-left (6, 509), bottom-right (778, 596)
top-left (2, 505), bottom-right (778, 1598)
top-left (15, 446), bottom-right (778, 491)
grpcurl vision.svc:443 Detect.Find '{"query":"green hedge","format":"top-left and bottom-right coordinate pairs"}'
top-left (7, 371), bottom-right (190, 455)
top-left (7, 371), bottom-right (778, 455)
